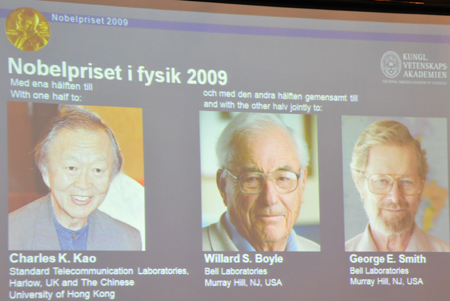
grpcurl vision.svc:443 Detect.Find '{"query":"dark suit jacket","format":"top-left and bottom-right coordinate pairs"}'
top-left (9, 195), bottom-right (141, 250)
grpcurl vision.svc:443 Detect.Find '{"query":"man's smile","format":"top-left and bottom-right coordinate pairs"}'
top-left (71, 195), bottom-right (93, 205)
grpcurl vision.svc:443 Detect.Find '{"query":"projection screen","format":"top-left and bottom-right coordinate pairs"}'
top-left (1, 0), bottom-right (450, 300)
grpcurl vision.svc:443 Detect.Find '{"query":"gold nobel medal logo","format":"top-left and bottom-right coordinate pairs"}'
top-left (5, 7), bottom-right (50, 52)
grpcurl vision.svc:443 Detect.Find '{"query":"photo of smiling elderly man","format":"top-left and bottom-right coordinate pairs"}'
top-left (8, 103), bottom-right (145, 251)
top-left (343, 116), bottom-right (450, 252)
top-left (201, 112), bottom-right (320, 252)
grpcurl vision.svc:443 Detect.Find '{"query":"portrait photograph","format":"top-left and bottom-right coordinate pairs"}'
top-left (8, 102), bottom-right (145, 251)
top-left (342, 115), bottom-right (449, 252)
top-left (200, 111), bottom-right (320, 252)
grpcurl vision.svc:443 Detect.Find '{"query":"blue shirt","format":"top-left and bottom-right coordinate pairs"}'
top-left (223, 212), bottom-right (299, 251)
top-left (52, 209), bottom-right (89, 251)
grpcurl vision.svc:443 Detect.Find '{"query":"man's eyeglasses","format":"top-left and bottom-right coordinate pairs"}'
top-left (355, 170), bottom-right (423, 196)
top-left (224, 169), bottom-right (301, 194)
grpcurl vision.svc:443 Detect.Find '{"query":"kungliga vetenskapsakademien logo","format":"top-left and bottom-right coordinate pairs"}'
top-left (381, 51), bottom-right (401, 78)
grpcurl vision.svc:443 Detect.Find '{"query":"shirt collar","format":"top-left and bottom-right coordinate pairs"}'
top-left (51, 204), bottom-right (90, 250)
top-left (364, 223), bottom-right (421, 251)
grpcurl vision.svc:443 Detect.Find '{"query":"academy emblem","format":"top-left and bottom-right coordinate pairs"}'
top-left (381, 51), bottom-right (401, 78)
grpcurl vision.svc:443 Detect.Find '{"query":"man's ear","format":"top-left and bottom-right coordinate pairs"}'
top-left (351, 169), bottom-right (365, 199)
top-left (42, 170), bottom-right (51, 188)
top-left (299, 168), bottom-right (307, 204)
top-left (216, 169), bottom-right (227, 206)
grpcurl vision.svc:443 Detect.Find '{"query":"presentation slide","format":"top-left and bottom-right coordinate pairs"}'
top-left (1, 0), bottom-right (450, 300)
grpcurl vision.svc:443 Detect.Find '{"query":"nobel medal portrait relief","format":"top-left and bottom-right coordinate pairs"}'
top-left (201, 112), bottom-right (320, 252)
top-left (343, 116), bottom-right (450, 252)
top-left (8, 103), bottom-right (145, 251)
top-left (5, 7), bottom-right (50, 52)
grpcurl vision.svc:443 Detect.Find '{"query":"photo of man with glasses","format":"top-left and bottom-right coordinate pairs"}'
top-left (344, 119), bottom-right (450, 252)
top-left (201, 113), bottom-right (320, 252)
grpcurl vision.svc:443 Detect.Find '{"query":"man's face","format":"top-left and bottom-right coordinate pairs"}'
top-left (219, 128), bottom-right (306, 250)
top-left (357, 144), bottom-right (421, 235)
top-left (43, 128), bottom-right (115, 229)
top-left (15, 13), bottom-right (26, 31)
top-left (16, 13), bottom-right (33, 32)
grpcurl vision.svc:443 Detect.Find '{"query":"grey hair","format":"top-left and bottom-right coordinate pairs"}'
top-left (216, 113), bottom-right (310, 169)
top-left (35, 105), bottom-right (123, 178)
top-left (350, 120), bottom-right (428, 179)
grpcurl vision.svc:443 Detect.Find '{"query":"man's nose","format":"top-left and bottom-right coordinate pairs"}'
top-left (387, 180), bottom-right (403, 203)
top-left (259, 179), bottom-right (279, 206)
top-left (74, 169), bottom-right (93, 189)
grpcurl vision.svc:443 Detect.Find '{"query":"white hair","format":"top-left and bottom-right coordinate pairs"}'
top-left (35, 105), bottom-right (123, 178)
top-left (216, 113), bottom-right (310, 169)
